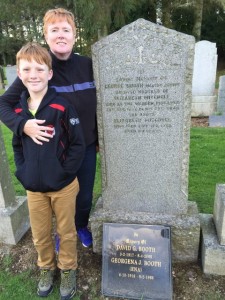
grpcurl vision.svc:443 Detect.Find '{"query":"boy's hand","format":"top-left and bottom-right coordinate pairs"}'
top-left (23, 119), bottom-right (54, 145)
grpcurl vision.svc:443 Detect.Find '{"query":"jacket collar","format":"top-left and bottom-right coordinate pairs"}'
top-left (20, 88), bottom-right (58, 113)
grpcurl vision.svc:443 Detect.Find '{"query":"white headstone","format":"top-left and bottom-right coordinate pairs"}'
top-left (192, 41), bottom-right (217, 96)
top-left (191, 41), bottom-right (218, 116)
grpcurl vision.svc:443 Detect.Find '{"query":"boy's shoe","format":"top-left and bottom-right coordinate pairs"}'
top-left (37, 269), bottom-right (54, 297)
top-left (60, 270), bottom-right (76, 300)
top-left (77, 227), bottom-right (92, 247)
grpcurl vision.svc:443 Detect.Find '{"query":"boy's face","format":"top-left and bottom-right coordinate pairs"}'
top-left (17, 59), bottom-right (53, 94)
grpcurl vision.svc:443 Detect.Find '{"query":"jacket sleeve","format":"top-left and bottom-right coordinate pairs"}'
top-left (12, 134), bottom-right (24, 169)
top-left (62, 104), bottom-right (86, 176)
top-left (0, 77), bottom-right (27, 136)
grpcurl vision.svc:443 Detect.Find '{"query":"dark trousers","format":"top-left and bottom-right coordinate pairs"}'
top-left (75, 142), bottom-right (97, 229)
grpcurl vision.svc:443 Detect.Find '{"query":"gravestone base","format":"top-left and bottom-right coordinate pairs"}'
top-left (191, 96), bottom-right (217, 117)
top-left (0, 196), bottom-right (30, 245)
top-left (200, 213), bottom-right (225, 275)
top-left (90, 198), bottom-right (200, 262)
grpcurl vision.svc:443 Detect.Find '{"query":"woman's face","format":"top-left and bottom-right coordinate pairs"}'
top-left (45, 21), bottom-right (75, 60)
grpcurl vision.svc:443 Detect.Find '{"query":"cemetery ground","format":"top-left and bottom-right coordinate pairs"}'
top-left (1, 118), bottom-right (225, 300)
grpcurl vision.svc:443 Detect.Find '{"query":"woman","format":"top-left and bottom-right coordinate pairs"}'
top-left (0, 8), bottom-right (97, 248)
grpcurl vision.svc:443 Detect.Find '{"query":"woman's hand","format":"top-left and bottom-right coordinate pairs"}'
top-left (23, 119), bottom-right (53, 145)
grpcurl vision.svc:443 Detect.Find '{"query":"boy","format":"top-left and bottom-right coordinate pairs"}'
top-left (13, 42), bottom-right (85, 299)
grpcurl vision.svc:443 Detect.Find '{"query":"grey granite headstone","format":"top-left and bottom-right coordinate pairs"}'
top-left (217, 75), bottom-right (225, 113)
top-left (199, 185), bottom-right (225, 275)
top-left (209, 115), bottom-right (225, 127)
top-left (0, 67), bottom-right (4, 89)
top-left (213, 184), bottom-right (225, 245)
top-left (0, 125), bottom-right (29, 245)
top-left (90, 19), bottom-right (200, 262)
top-left (5, 65), bottom-right (17, 90)
top-left (93, 19), bottom-right (193, 215)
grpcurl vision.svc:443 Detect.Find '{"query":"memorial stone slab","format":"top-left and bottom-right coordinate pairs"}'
top-left (200, 185), bottom-right (225, 276)
top-left (92, 18), bottom-right (194, 215)
top-left (217, 75), bottom-right (225, 113)
top-left (209, 115), bottom-right (225, 127)
top-left (191, 41), bottom-right (217, 116)
top-left (0, 125), bottom-right (29, 244)
top-left (102, 223), bottom-right (172, 300)
top-left (0, 67), bottom-right (4, 89)
top-left (192, 41), bottom-right (217, 97)
top-left (90, 19), bottom-right (200, 262)
top-left (5, 65), bottom-right (17, 90)
top-left (213, 184), bottom-right (225, 245)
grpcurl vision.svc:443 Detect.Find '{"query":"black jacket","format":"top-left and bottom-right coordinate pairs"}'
top-left (13, 88), bottom-right (85, 192)
top-left (0, 52), bottom-right (97, 146)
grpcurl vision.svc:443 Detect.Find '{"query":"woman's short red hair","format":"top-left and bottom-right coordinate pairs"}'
top-left (43, 8), bottom-right (76, 35)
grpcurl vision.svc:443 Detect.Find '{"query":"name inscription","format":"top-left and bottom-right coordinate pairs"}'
top-left (103, 71), bottom-right (182, 134)
top-left (102, 224), bottom-right (172, 299)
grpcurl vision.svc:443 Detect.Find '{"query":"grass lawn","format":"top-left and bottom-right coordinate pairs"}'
top-left (189, 127), bottom-right (225, 213)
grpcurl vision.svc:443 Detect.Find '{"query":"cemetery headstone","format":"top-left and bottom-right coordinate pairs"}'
top-left (217, 75), bottom-right (225, 113)
top-left (0, 66), bottom-right (4, 89)
top-left (5, 65), bottom-right (17, 90)
top-left (209, 115), bottom-right (225, 127)
top-left (201, 184), bottom-right (225, 275)
top-left (102, 223), bottom-right (172, 300)
top-left (0, 126), bottom-right (29, 245)
top-left (90, 19), bottom-right (200, 262)
top-left (192, 41), bottom-right (217, 116)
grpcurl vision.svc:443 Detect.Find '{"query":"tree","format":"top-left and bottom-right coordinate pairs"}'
top-left (0, 0), bottom-right (63, 64)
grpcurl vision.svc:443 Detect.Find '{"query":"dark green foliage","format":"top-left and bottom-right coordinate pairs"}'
top-left (201, 1), bottom-right (225, 62)
top-left (171, 5), bottom-right (196, 35)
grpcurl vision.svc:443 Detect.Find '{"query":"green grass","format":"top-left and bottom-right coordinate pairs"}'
top-left (189, 127), bottom-right (225, 213)
top-left (0, 268), bottom-right (81, 300)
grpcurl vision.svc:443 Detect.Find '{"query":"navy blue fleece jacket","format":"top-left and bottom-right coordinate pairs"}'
top-left (13, 88), bottom-right (85, 192)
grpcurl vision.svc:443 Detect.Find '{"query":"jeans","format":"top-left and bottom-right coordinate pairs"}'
top-left (75, 142), bottom-right (97, 229)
